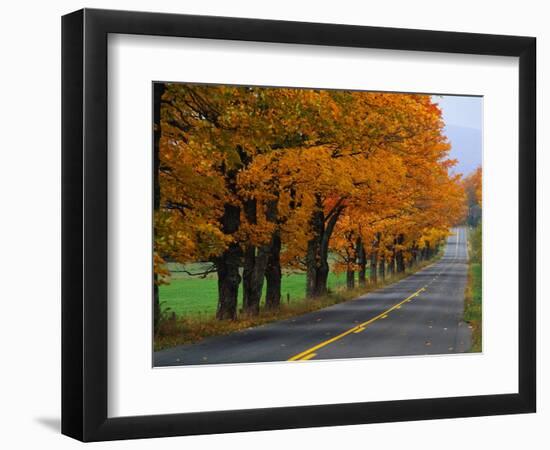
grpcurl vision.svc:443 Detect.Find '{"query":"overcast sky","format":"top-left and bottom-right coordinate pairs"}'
top-left (431, 95), bottom-right (483, 176)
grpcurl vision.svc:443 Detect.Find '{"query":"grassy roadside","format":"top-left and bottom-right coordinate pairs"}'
top-left (464, 224), bottom-right (482, 352)
top-left (464, 262), bottom-right (482, 352)
top-left (155, 254), bottom-right (442, 351)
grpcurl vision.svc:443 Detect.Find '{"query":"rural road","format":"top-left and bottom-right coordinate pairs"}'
top-left (154, 227), bottom-right (472, 367)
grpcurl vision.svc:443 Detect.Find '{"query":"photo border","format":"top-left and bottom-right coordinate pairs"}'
top-left (61, 8), bottom-right (536, 441)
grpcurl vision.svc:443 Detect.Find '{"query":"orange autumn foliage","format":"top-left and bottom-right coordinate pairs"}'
top-left (155, 83), bottom-right (468, 307)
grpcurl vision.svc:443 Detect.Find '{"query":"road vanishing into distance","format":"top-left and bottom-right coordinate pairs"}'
top-left (154, 227), bottom-right (472, 367)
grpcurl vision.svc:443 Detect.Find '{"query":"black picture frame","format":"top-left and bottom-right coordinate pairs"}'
top-left (61, 8), bottom-right (536, 442)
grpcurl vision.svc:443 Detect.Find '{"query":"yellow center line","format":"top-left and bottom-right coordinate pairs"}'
top-left (288, 285), bottom-right (426, 361)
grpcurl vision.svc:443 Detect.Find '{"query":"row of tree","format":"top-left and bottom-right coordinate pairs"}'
top-left (464, 167), bottom-right (482, 263)
top-left (464, 166), bottom-right (482, 227)
top-left (153, 84), bottom-right (466, 331)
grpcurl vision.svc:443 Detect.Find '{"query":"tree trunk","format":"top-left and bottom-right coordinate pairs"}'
top-left (247, 246), bottom-right (270, 315)
top-left (243, 244), bottom-right (267, 316)
top-left (387, 239), bottom-right (395, 277)
top-left (265, 199), bottom-right (282, 309)
top-left (315, 257), bottom-right (330, 296)
top-left (306, 196), bottom-right (324, 298)
top-left (265, 230), bottom-right (281, 309)
top-left (409, 241), bottom-right (417, 267)
top-left (357, 238), bottom-right (366, 287)
top-left (242, 228), bottom-right (256, 314)
top-left (315, 205), bottom-right (341, 296)
top-left (370, 234), bottom-right (379, 285)
top-left (306, 195), bottom-right (344, 297)
top-left (425, 241), bottom-right (432, 260)
top-left (153, 83), bottom-right (165, 335)
top-left (396, 234), bottom-right (405, 273)
top-left (379, 257), bottom-right (385, 281)
top-left (346, 268), bottom-right (355, 289)
top-left (216, 247), bottom-right (241, 320)
top-left (215, 201), bottom-right (241, 320)
top-left (388, 251), bottom-right (395, 277)
top-left (242, 199), bottom-right (271, 316)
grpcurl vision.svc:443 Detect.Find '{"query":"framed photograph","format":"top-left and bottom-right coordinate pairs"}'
top-left (62, 8), bottom-right (536, 442)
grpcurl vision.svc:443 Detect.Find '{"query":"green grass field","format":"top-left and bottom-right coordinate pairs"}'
top-left (159, 266), bottom-right (356, 318)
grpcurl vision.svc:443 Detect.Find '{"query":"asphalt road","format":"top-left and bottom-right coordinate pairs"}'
top-left (154, 227), bottom-right (472, 367)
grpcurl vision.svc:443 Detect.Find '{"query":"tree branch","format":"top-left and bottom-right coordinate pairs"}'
top-left (171, 265), bottom-right (218, 278)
